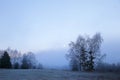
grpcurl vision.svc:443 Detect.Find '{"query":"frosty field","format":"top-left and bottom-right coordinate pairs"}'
top-left (0, 69), bottom-right (120, 80)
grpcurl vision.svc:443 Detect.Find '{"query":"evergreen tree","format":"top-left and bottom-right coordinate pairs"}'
top-left (21, 55), bottom-right (29, 69)
top-left (14, 62), bottom-right (19, 69)
top-left (0, 58), bottom-right (1, 68)
top-left (0, 51), bottom-right (12, 68)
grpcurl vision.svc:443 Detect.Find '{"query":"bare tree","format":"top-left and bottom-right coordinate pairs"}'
top-left (87, 33), bottom-right (103, 71)
top-left (67, 42), bottom-right (79, 71)
top-left (21, 54), bottom-right (29, 69)
top-left (67, 33), bottom-right (103, 71)
top-left (26, 52), bottom-right (37, 69)
top-left (21, 52), bottom-right (37, 69)
top-left (67, 36), bottom-right (88, 71)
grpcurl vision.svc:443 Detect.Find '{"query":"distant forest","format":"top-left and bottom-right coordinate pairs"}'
top-left (0, 48), bottom-right (43, 69)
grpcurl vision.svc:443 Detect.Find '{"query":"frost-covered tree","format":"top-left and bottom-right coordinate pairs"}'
top-left (5, 48), bottom-right (22, 68)
top-left (87, 33), bottom-right (103, 71)
top-left (0, 48), bottom-right (41, 69)
top-left (21, 52), bottom-right (37, 69)
top-left (67, 33), bottom-right (103, 71)
top-left (26, 52), bottom-right (37, 68)
top-left (67, 42), bottom-right (79, 71)
top-left (21, 54), bottom-right (29, 69)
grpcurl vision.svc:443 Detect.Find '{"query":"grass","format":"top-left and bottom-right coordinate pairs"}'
top-left (0, 69), bottom-right (120, 80)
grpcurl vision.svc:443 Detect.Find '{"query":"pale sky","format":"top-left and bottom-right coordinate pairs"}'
top-left (0, 0), bottom-right (120, 59)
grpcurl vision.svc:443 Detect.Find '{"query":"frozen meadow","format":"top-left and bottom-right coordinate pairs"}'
top-left (0, 69), bottom-right (120, 80)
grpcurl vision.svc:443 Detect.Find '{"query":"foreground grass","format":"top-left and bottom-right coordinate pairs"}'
top-left (0, 69), bottom-right (120, 80)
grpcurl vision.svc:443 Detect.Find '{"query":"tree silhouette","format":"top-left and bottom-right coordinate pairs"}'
top-left (67, 33), bottom-right (103, 71)
top-left (14, 62), bottom-right (19, 69)
top-left (21, 54), bottom-right (29, 69)
top-left (0, 51), bottom-right (12, 68)
top-left (21, 52), bottom-right (37, 69)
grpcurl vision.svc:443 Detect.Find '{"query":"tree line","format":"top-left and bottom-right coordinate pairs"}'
top-left (0, 33), bottom-right (120, 72)
top-left (67, 33), bottom-right (120, 72)
top-left (0, 49), bottom-right (42, 69)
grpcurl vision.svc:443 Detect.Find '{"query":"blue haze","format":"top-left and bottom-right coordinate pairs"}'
top-left (0, 0), bottom-right (120, 67)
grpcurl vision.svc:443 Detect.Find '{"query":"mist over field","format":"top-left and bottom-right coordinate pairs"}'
top-left (0, 0), bottom-right (120, 80)
top-left (35, 41), bottom-right (120, 69)
top-left (35, 49), bottom-right (69, 69)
